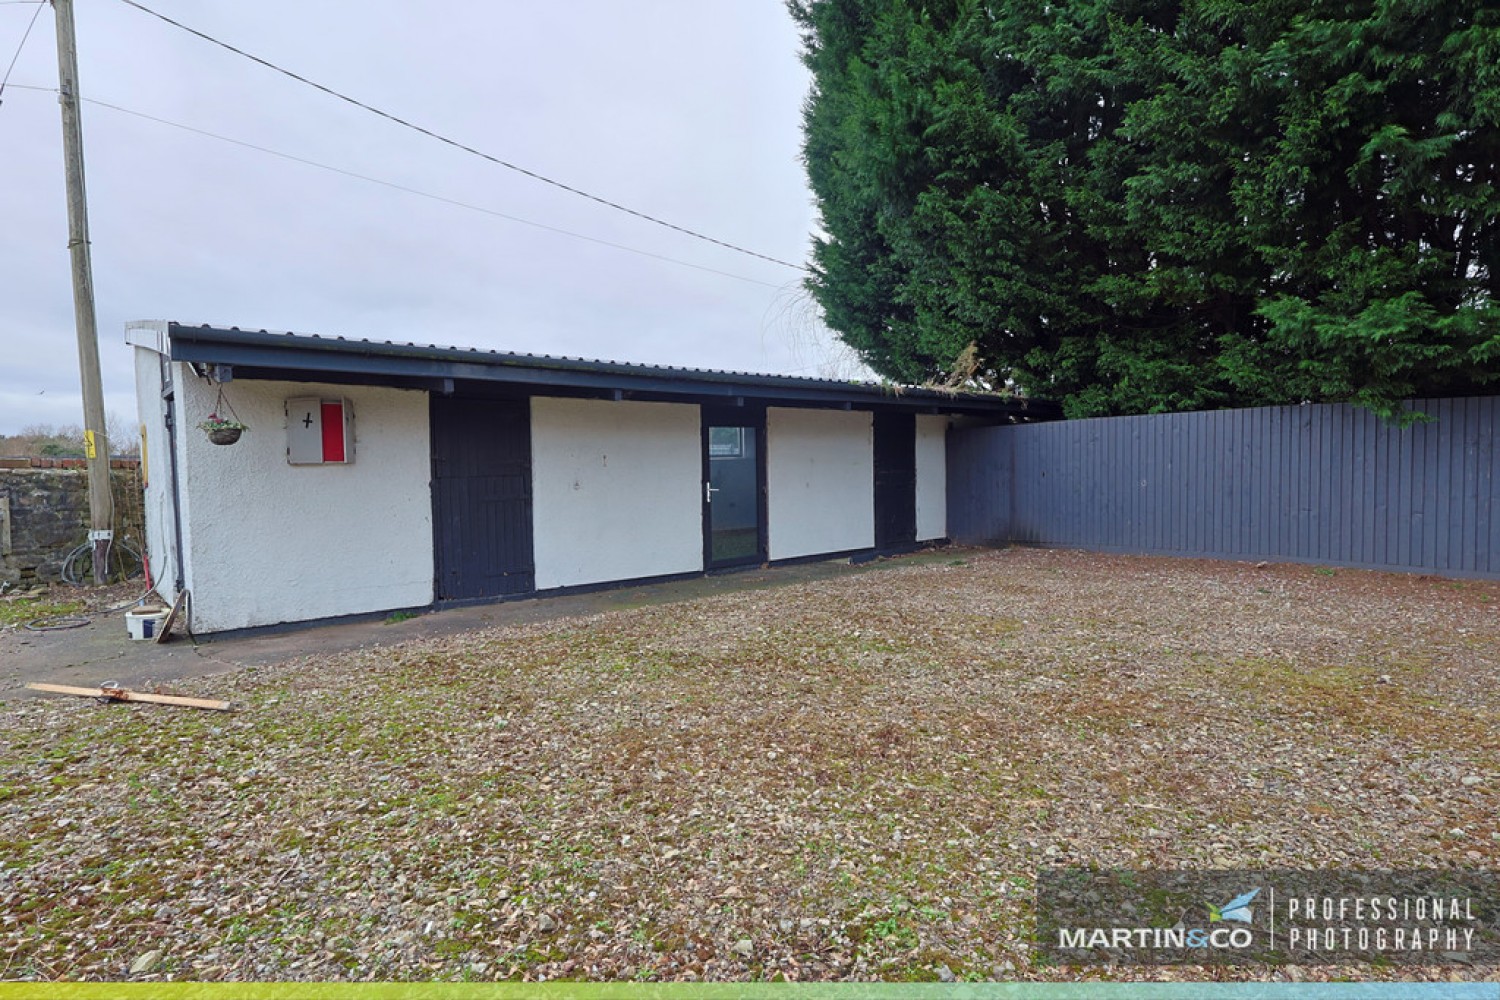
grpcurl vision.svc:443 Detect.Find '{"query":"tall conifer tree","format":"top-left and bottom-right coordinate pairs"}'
top-left (793, 1), bottom-right (1500, 416)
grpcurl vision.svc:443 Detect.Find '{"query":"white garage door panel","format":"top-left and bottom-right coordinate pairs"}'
top-left (766, 407), bottom-right (874, 560)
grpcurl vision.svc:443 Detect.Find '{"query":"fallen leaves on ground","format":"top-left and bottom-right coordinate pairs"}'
top-left (1, 548), bottom-right (1496, 983)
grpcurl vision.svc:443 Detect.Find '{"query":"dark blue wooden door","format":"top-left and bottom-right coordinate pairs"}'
top-left (873, 411), bottom-right (916, 548)
top-left (431, 397), bottom-right (534, 599)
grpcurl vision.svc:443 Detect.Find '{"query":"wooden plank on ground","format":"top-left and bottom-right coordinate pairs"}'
top-left (154, 589), bottom-right (188, 644)
top-left (25, 682), bottom-right (231, 711)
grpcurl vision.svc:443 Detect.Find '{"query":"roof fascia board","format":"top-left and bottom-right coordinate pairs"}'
top-left (125, 320), bottom-right (170, 354)
top-left (166, 324), bottom-right (1050, 417)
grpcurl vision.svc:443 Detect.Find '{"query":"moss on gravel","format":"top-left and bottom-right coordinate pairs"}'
top-left (1, 548), bottom-right (1495, 983)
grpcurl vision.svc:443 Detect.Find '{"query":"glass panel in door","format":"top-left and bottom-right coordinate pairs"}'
top-left (707, 424), bottom-right (760, 565)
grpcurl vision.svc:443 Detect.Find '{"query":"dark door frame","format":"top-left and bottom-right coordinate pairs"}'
top-left (430, 395), bottom-right (535, 601)
top-left (874, 409), bottom-right (918, 549)
top-left (701, 403), bottom-right (768, 570)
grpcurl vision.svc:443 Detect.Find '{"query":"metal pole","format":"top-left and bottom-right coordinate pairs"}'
top-left (53, 0), bottom-right (112, 583)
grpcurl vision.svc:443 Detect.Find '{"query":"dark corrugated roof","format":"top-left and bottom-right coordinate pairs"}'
top-left (164, 322), bottom-right (1058, 418)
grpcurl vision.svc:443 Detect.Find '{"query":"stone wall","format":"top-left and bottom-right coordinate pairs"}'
top-left (0, 459), bottom-right (145, 585)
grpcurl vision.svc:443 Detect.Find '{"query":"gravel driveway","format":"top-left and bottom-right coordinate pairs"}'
top-left (2, 547), bottom-right (1496, 983)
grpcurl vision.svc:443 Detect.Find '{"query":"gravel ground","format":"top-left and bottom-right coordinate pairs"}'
top-left (1, 547), bottom-right (1496, 983)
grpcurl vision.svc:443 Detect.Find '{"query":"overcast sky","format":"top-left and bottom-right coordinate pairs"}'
top-left (0, 1), bottom-right (859, 437)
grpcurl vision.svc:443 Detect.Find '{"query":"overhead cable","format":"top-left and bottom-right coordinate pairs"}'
top-left (3, 83), bottom-right (788, 287)
top-left (0, 0), bottom-right (44, 106)
top-left (117, 0), bottom-right (811, 272)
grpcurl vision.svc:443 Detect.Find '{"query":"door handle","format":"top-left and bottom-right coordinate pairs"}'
top-left (705, 482), bottom-right (720, 503)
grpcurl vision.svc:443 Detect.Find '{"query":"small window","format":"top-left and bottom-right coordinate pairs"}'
top-left (708, 426), bottom-right (744, 458)
top-left (286, 397), bottom-right (354, 465)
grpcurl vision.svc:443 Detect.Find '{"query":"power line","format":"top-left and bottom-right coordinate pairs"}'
top-left (0, 0), bottom-right (43, 106)
top-left (89, 96), bottom-right (790, 288)
top-left (116, 0), bottom-right (812, 273)
top-left (5, 83), bottom-right (788, 289)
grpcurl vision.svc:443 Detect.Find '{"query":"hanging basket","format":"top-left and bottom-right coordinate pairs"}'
top-left (197, 384), bottom-right (248, 446)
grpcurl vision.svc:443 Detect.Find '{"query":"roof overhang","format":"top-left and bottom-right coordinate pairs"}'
top-left (142, 322), bottom-right (1060, 420)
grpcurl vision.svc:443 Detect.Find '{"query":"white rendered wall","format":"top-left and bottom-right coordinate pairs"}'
top-left (766, 407), bottom-right (874, 560)
top-left (915, 414), bottom-right (948, 542)
top-left (531, 397), bottom-right (702, 590)
top-left (175, 374), bottom-right (433, 631)
top-left (129, 343), bottom-right (178, 603)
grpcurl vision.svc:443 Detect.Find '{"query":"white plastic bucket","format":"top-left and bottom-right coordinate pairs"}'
top-left (126, 608), bottom-right (168, 641)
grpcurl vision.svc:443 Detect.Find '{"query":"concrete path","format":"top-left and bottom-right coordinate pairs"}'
top-left (1, 550), bottom-right (959, 702)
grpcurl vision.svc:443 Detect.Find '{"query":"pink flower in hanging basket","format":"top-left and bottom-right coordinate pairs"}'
top-left (197, 413), bottom-right (248, 433)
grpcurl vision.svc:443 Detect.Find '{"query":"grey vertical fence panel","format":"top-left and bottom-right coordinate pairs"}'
top-left (946, 424), bottom-right (1013, 544)
top-left (948, 396), bottom-right (1500, 580)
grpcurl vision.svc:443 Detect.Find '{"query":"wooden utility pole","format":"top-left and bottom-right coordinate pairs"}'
top-left (53, 0), bottom-right (112, 583)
